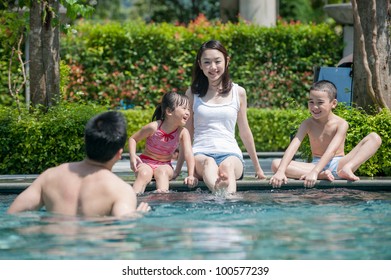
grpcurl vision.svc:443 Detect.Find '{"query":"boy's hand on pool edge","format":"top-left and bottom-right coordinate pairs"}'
top-left (269, 171), bottom-right (288, 188)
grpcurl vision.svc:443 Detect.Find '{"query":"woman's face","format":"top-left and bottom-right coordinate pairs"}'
top-left (199, 49), bottom-right (226, 84)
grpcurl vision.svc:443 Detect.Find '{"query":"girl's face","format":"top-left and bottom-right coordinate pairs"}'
top-left (308, 90), bottom-right (337, 120)
top-left (199, 49), bottom-right (227, 84)
top-left (168, 103), bottom-right (190, 127)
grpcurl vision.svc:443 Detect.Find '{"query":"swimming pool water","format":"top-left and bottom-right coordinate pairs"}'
top-left (1, 189), bottom-right (391, 260)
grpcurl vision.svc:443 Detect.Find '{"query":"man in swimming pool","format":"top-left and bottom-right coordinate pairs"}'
top-left (269, 80), bottom-right (382, 188)
top-left (8, 111), bottom-right (150, 216)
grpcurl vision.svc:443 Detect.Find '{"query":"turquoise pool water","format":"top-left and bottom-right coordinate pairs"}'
top-left (1, 188), bottom-right (391, 260)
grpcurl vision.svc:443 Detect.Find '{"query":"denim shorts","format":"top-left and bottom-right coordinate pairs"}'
top-left (194, 152), bottom-right (244, 180)
top-left (194, 152), bottom-right (243, 165)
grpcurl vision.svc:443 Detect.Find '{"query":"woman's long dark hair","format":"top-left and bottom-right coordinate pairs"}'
top-left (190, 40), bottom-right (232, 97)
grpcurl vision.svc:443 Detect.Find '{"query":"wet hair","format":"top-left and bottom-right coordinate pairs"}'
top-left (310, 80), bottom-right (337, 101)
top-left (84, 111), bottom-right (127, 163)
top-left (152, 92), bottom-right (189, 121)
top-left (190, 40), bottom-right (232, 97)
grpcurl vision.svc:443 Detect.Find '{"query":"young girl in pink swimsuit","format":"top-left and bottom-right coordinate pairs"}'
top-left (129, 92), bottom-right (198, 194)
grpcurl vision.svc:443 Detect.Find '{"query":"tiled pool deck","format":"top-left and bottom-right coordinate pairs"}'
top-left (1, 153), bottom-right (391, 193)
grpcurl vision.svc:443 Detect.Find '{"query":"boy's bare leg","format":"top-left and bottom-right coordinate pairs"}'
top-left (272, 159), bottom-right (317, 179)
top-left (272, 159), bottom-right (334, 182)
top-left (195, 155), bottom-right (219, 192)
top-left (154, 165), bottom-right (174, 193)
top-left (133, 165), bottom-right (154, 194)
top-left (337, 132), bottom-right (382, 180)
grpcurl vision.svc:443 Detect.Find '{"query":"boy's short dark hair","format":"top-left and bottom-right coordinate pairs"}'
top-left (84, 111), bottom-right (127, 162)
top-left (310, 80), bottom-right (337, 101)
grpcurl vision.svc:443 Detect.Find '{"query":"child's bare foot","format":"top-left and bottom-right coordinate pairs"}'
top-left (319, 170), bottom-right (335, 181)
top-left (337, 168), bottom-right (360, 181)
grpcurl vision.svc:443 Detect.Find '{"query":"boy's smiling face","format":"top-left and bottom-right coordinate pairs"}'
top-left (308, 90), bottom-right (337, 120)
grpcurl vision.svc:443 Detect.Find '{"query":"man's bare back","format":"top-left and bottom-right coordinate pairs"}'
top-left (42, 161), bottom-right (139, 216)
top-left (8, 111), bottom-right (150, 217)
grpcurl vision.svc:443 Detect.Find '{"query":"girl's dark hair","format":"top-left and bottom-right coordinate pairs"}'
top-left (84, 111), bottom-right (127, 163)
top-left (190, 40), bottom-right (232, 97)
top-left (152, 92), bottom-right (189, 121)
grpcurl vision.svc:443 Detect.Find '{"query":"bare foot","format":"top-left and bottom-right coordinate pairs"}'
top-left (214, 172), bottom-right (229, 191)
top-left (337, 167), bottom-right (360, 181)
top-left (319, 170), bottom-right (335, 181)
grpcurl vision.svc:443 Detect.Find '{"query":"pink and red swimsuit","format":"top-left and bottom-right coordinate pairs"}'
top-left (139, 122), bottom-right (180, 170)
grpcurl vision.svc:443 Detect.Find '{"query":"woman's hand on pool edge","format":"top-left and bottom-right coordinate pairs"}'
top-left (255, 169), bottom-right (267, 180)
top-left (184, 175), bottom-right (199, 188)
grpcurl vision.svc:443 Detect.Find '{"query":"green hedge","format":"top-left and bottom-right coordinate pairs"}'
top-left (60, 18), bottom-right (342, 109)
top-left (0, 104), bottom-right (106, 174)
top-left (333, 106), bottom-right (391, 177)
top-left (1, 104), bottom-right (389, 177)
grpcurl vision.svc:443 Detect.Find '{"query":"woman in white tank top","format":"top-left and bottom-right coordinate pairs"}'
top-left (180, 40), bottom-right (266, 194)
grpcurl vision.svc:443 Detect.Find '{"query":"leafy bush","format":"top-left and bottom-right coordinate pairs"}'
top-left (0, 104), bottom-right (106, 174)
top-left (334, 105), bottom-right (391, 177)
top-left (2, 103), bottom-right (389, 176)
top-left (0, 10), bottom-right (27, 106)
top-left (60, 17), bottom-right (342, 109)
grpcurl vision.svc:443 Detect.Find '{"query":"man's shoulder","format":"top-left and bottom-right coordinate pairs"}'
top-left (41, 162), bottom-right (74, 177)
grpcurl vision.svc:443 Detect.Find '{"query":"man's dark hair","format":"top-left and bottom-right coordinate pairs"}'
top-left (84, 111), bottom-right (127, 162)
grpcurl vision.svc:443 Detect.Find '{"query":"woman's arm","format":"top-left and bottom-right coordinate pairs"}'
top-left (236, 86), bottom-right (266, 179)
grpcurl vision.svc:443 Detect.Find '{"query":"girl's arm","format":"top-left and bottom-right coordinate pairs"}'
top-left (179, 128), bottom-right (198, 187)
top-left (173, 128), bottom-right (198, 186)
top-left (128, 122), bottom-right (157, 172)
top-left (236, 86), bottom-right (266, 179)
top-left (174, 89), bottom-right (195, 179)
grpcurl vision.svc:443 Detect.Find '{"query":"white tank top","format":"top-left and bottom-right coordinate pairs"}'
top-left (192, 83), bottom-right (243, 158)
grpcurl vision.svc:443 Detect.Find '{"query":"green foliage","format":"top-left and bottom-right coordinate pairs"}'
top-left (0, 103), bottom-right (105, 174)
top-left (0, 9), bottom-right (28, 106)
top-left (279, 0), bottom-right (314, 23)
top-left (122, 108), bottom-right (155, 152)
top-left (333, 105), bottom-right (391, 177)
top-left (279, 0), bottom-right (347, 23)
top-left (61, 0), bottom-right (95, 20)
top-left (60, 17), bottom-right (342, 109)
top-left (3, 103), bottom-right (389, 176)
top-left (134, 0), bottom-right (220, 24)
top-left (242, 108), bottom-right (309, 152)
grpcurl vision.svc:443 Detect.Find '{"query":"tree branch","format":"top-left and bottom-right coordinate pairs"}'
top-left (8, 34), bottom-right (26, 115)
